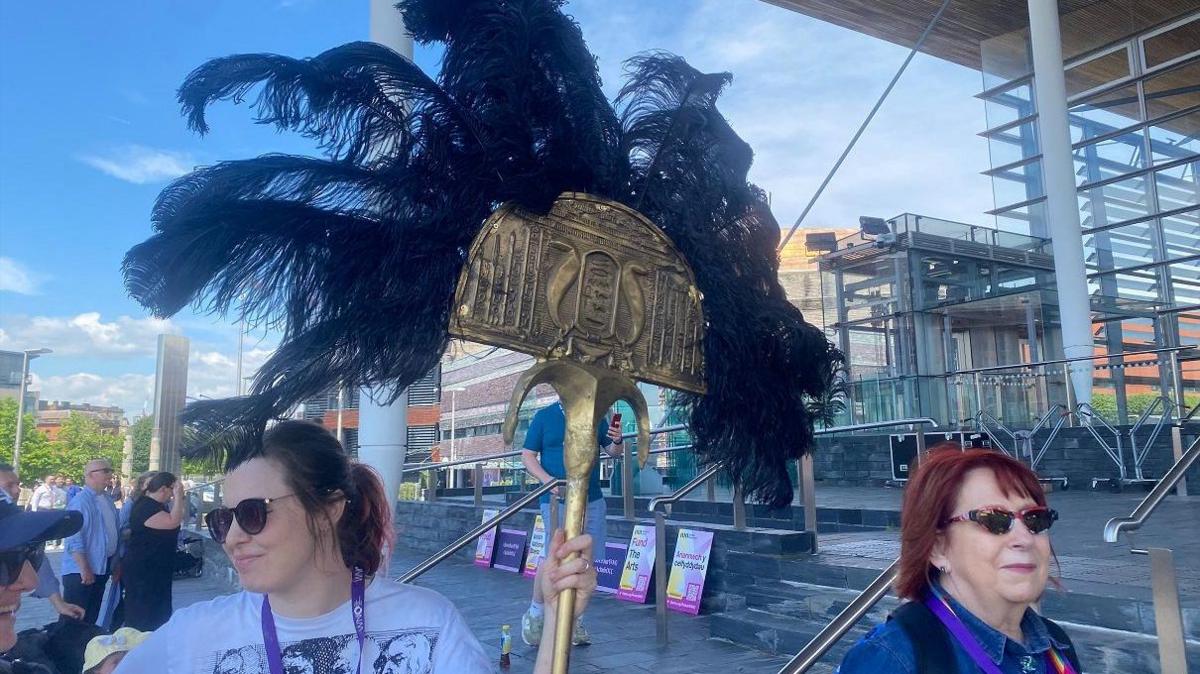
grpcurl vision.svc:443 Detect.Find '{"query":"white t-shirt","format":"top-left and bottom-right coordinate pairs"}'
top-left (115, 578), bottom-right (494, 673)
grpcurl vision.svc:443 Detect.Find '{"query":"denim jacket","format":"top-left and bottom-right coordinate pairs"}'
top-left (61, 486), bottom-right (119, 577)
top-left (837, 586), bottom-right (1075, 674)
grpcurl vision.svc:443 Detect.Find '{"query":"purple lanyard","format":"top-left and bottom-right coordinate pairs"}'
top-left (262, 567), bottom-right (367, 674)
top-left (924, 593), bottom-right (1076, 674)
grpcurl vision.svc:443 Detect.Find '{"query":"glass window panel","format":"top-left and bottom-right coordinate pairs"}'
top-left (1068, 84), bottom-right (1141, 142)
top-left (1084, 220), bottom-right (1159, 272)
top-left (994, 200), bottom-right (1047, 237)
top-left (1143, 17), bottom-right (1200, 69)
top-left (992, 160), bottom-right (1045, 209)
top-left (1155, 159), bottom-right (1200, 211)
top-left (1078, 174), bottom-right (1151, 229)
top-left (1162, 208), bottom-right (1200, 261)
top-left (1065, 47), bottom-right (1131, 98)
top-left (1148, 111), bottom-right (1200, 164)
top-left (1073, 131), bottom-right (1146, 187)
top-left (1169, 259), bottom-right (1200, 305)
top-left (987, 120), bottom-right (1040, 167)
top-left (984, 82), bottom-right (1035, 128)
top-left (1088, 268), bottom-right (1161, 302)
top-left (1145, 59), bottom-right (1200, 120)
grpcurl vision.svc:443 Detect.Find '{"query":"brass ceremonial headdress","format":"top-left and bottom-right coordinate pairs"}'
top-left (123, 0), bottom-right (840, 511)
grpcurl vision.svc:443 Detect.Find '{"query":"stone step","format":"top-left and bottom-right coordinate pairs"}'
top-left (712, 580), bottom-right (1200, 672)
top-left (775, 555), bottom-right (1200, 641)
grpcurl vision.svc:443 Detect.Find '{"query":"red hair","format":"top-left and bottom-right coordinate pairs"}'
top-left (895, 443), bottom-right (1050, 601)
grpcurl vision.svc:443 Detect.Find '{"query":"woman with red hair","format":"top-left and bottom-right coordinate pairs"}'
top-left (838, 445), bottom-right (1083, 673)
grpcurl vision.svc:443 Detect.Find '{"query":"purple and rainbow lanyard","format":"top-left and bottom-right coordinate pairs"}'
top-left (924, 592), bottom-right (1076, 674)
top-left (262, 567), bottom-right (367, 674)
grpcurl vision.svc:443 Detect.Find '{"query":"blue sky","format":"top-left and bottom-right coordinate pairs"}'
top-left (0, 0), bottom-right (992, 417)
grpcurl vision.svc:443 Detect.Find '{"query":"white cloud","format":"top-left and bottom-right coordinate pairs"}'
top-left (28, 344), bottom-right (276, 419)
top-left (187, 347), bottom-right (275, 400)
top-left (0, 257), bottom-right (43, 295)
top-left (0, 312), bottom-right (178, 358)
top-left (77, 145), bottom-right (195, 184)
top-left (32, 372), bottom-right (156, 416)
top-left (569, 0), bottom-right (995, 231)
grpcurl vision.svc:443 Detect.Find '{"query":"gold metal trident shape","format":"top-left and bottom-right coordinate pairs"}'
top-left (452, 192), bottom-right (705, 673)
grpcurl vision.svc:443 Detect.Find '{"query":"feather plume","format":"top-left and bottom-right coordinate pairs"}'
top-left (125, 0), bottom-right (839, 499)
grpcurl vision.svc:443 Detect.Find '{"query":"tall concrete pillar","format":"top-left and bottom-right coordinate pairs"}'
top-left (361, 3), bottom-right (414, 508)
top-left (1027, 0), bottom-right (1093, 404)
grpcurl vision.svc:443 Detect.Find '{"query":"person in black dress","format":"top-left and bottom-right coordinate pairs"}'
top-left (122, 471), bottom-right (186, 631)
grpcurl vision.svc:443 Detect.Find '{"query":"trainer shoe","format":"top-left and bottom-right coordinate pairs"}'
top-left (521, 609), bottom-right (543, 646)
top-left (572, 617), bottom-right (592, 646)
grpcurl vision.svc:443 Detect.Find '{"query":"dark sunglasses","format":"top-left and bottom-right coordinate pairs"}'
top-left (943, 506), bottom-right (1058, 535)
top-left (204, 494), bottom-right (296, 543)
top-left (0, 543), bottom-right (45, 587)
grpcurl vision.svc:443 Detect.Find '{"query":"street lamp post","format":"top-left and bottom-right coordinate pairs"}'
top-left (446, 386), bottom-right (466, 488)
top-left (13, 348), bottom-right (51, 473)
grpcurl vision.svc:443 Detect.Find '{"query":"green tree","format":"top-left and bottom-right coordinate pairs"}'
top-left (19, 413), bottom-right (123, 483)
top-left (0, 398), bottom-right (51, 479)
top-left (130, 414), bottom-right (154, 474)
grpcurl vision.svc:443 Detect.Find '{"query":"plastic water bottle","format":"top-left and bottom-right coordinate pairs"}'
top-left (499, 624), bottom-right (512, 668)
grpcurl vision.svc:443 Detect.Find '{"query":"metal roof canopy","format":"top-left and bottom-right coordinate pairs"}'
top-left (761, 1), bottom-right (1196, 74)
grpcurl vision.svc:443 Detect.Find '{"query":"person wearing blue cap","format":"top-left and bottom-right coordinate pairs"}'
top-left (0, 498), bottom-right (83, 671)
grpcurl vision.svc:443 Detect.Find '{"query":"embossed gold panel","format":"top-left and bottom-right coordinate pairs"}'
top-left (451, 192), bottom-right (706, 394)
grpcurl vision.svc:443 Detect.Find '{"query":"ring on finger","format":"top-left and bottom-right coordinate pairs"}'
top-left (581, 559), bottom-right (591, 572)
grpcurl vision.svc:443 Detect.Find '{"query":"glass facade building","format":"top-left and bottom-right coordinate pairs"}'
top-left (979, 6), bottom-right (1199, 424)
top-left (813, 4), bottom-right (1198, 429)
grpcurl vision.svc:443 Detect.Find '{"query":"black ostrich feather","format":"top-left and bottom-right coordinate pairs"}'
top-left (124, 0), bottom-right (840, 505)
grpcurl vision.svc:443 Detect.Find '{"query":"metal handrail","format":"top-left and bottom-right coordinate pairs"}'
top-left (777, 560), bottom-right (899, 674)
top-left (647, 463), bottom-right (725, 514)
top-left (401, 423), bottom-right (692, 475)
top-left (946, 344), bottom-right (1196, 376)
top-left (1184, 400), bottom-right (1200, 422)
top-left (1104, 433), bottom-right (1200, 544)
top-left (398, 478), bottom-right (564, 583)
top-left (1129, 396), bottom-right (1174, 481)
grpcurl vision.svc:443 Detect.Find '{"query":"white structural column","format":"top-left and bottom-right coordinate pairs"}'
top-left (1027, 0), bottom-right (1093, 404)
top-left (360, 2), bottom-right (414, 510)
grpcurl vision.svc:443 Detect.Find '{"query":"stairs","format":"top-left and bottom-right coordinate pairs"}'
top-left (707, 550), bottom-right (1200, 673)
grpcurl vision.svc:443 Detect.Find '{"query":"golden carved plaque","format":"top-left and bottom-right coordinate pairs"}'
top-left (450, 192), bottom-right (706, 394)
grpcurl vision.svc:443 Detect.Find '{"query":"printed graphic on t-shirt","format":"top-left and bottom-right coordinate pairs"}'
top-left (206, 629), bottom-right (439, 674)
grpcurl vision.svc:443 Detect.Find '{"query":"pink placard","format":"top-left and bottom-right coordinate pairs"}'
top-left (473, 509), bottom-right (500, 568)
top-left (665, 528), bottom-right (714, 615)
top-left (616, 524), bottom-right (655, 603)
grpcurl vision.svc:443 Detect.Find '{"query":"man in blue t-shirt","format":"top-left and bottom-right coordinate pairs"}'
top-left (519, 401), bottom-right (623, 647)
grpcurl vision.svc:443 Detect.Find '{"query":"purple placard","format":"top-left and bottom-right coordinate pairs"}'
top-left (665, 528), bottom-right (714, 615)
top-left (493, 527), bottom-right (528, 573)
top-left (474, 509), bottom-right (500, 568)
top-left (617, 524), bottom-right (655, 603)
top-left (595, 542), bottom-right (628, 594)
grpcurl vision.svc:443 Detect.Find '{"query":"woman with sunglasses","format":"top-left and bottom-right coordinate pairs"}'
top-left (0, 499), bottom-right (83, 671)
top-left (116, 420), bottom-right (596, 673)
top-left (838, 445), bottom-right (1082, 674)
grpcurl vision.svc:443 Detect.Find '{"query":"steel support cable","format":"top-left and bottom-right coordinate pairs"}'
top-left (777, 0), bottom-right (953, 252)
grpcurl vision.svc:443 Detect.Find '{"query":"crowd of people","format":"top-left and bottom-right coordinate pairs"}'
top-left (0, 420), bottom-right (599, 673)
top-left (0, 423), bottom-right (1086, 673)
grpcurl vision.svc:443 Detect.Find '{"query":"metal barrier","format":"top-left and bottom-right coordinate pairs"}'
top-left (1027, 403), bottom-right (1069, 475)
top-left (1103, 432), bottom-right (1200, 673)
top-left (974, 409), bottom-right (1015, 457)
top-left (1075, 402), bottom-right (1140, 489)
top-left (1129, 396), bottom-right (1175, 482)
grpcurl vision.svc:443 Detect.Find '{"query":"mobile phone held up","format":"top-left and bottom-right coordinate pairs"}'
top-left (611, 412), bottom-right (622, 427)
